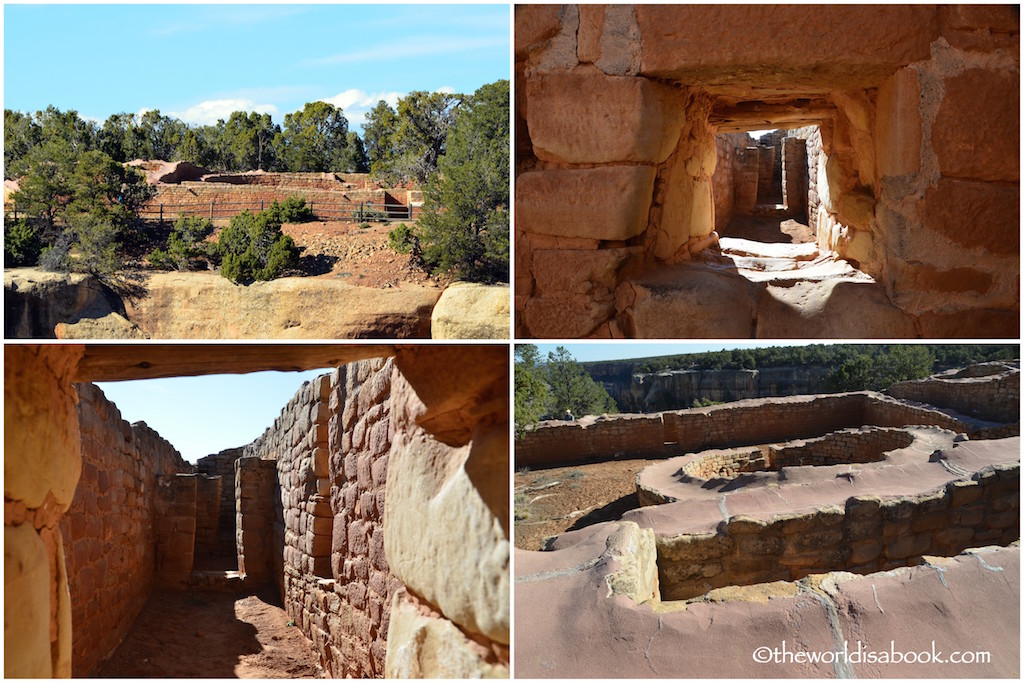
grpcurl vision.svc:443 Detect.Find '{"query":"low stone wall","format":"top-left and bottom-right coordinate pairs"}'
top-left (888, 361), bottom-right (1020, 424)
top-left (154, 474), bottom-right (197, 588)
top-left (657, 461), bottom-right (1019, 600)
top-left (195, 447), bottom-right (243, 563)
top-left (235, 457), bottom-right (277, 585)
top-left (517, 388), bottom-right (1017, 469)
top-left (58, 384), bottom-right (192, 675)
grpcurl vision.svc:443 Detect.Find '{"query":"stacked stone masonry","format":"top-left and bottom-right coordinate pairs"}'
top-left (517, 390), bottom-right (1016, 468)
top-left (59, 384), bottom-right (193, 675)
top-left (194, 447), bottom-right (243, 567)
top-left (515, 4), bottom-right (1019, 338)
top-left (888, 360), bottom-right (1020, 424)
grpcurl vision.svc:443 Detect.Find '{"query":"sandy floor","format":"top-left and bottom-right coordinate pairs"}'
top-left (514, 457), bottom-right (661, 551)
top-left (97, 587), bottom-right (322, 678)
top-left (720, 214), bottom-right (816, 244)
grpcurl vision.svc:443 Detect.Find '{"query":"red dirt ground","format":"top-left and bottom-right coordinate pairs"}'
top-left (514, 457), bottom-right (661, 551)
top-left (97, 587), bottom-right (323, 678)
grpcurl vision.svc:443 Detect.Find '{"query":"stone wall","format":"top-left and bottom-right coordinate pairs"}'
top-left (193, 475), bottom-right (222, 563)
top-left (59, 384), bottom-right (192, 675)
top-left (656, 463), bottom-right (1019, 600)
top-left (888, 361), bottom-right (1020, 423)
top-left (516, 391), bottom-right (1009, 468)
top-left (515, 4), bottom-right (1019, 338)
top-left (195, 447), bottom-right (243, 565)
top-left (710, 132), bottom-right (752, 229)
top-left (153, 474), bottom-right (197, 588)
top-left (239, 355), bottom-right (510, 677)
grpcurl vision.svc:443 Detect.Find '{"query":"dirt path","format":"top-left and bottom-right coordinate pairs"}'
top-left (514, 457), bottom-right (661, 551)
top-left (97, 587), bottom-right (323, 678)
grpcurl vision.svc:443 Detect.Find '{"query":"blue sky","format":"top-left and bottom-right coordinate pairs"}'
top-left (3, 4), bottom-right (510, 130)
top-left (530, 342), bottom-right (806, 364)
top-left (97, 368), bottom-right (331, 463)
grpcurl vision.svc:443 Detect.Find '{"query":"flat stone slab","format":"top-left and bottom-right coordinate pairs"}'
top-left (719, 237), bottom-right (820, 260)
top-left (515, 523), bottom-right (1020, 678)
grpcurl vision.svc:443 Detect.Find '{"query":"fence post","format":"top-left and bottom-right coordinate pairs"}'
top-left (210, 201), bottom-right (214, 221)
top-left (159, 204), bottom-right (163, 224)
top-left (310, 201), bottom-right (314, 218)
top-left (260, 199), bottom-right (264, 212)
top-left (359, 202), bottom-right (364, 221)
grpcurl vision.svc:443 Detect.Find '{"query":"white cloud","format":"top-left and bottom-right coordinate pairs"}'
top-left (436, 85), bottom-right (456, 95)
top-left (319, 89), bottom-right (402, 128)
top-left (168, 99), bottom-right (278, 126)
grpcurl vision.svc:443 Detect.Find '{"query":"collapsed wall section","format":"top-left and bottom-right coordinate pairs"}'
top-left (59, 384), bottom-right (193, 676)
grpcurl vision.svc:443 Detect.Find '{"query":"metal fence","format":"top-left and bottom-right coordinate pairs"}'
top-left (135, 200), bottom-right (419, 223)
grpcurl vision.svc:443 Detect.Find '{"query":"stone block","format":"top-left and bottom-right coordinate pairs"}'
top-left (385, 589), bottom-right (508, 678)
top-left (523, 295), bottom-right (616, 339)
top-left (875, 68), bottom-right (922, 179)
top-left (516, 166), bottom-right (656, 240)
top-left (514, 4), bottom-right (564, 58)
top-left (526, 71), bottom-right (685, 164)
top-left (635, 5), bottom-right (936, 86)
top-left (430, 283), bottom-right (510, 340)
top-left (924, 178), bottom-right (1019, 255)
top-left (5, 524), bottom-right (53, 677)
top-left (932, 68), bottom-right (1019, 182)
top-left (756, 280), bottom-right (918, 338)
top-left (623, 266), bottom-right (756, 338)
top-left (532, 248), bottom-right (639, 296)
top-left (917, 308), bottom-right (1019, 338)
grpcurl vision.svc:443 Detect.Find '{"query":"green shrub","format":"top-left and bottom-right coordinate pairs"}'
top-left (387, 223), bottom-right (418, 254)
top-left (147, 215), bottom-right (214, 271)
top-left (216, 209), bottom-right (298, 284)
top-left (263, 195), bottom-right (314, 224)
top-left (4, 219), bottom-right (42, 267)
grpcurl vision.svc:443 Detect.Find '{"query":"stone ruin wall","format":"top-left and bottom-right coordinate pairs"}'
top-left (194, 447), bottom-right (244, 564)
top-left (888, 361), bottom-right (1020, 424)
top-left (238, 355), bottom-right (510, 677)
top-left (710, 132), bottom-right (752, 230)
top-left (147, 183), bottom-right (392, 217)
top-left (516, 391), bottom-right (1005, 468)
top-left (654, 465), bottom-right (1020, 600)
top-left (55, 384), bottom-right (193, 676)
top-left (515, 5), bottom-right (1019, 338)
top-left (4, 345), bottom-right (509, 679)
top-left (241, 359), bottom-right (398, 677)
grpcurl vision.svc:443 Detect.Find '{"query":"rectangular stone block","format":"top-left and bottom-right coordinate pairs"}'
top-left (516, 166), bottom-right (656, 240)
top-left (875, 68), bottom-right (921, 179)
top-left (526, 71), bottom-right (685, 164)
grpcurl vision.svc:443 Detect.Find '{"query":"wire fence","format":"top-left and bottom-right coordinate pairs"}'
top-left (134, 200), bottom-right (420, 223)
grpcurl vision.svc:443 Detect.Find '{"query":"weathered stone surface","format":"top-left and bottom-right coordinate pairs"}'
top-left (126, 272), bottom-right (440, 339)
top-left (384, 374), bottom-right (510, 644)
top-left (385, 589), bottom-right (508, 678)
top-left (514, 4), bottom-right (563, 58)
top-left (430, 283), bottom-right (510, 340)
top-left (5, 524), bottom-right (53, 677)
top-left (622, 266), bottom-right (756, 338)
top-left (516, 166), bottom-right (656, 240)
top-left (875, 68), bottom-right (922, 178)
top-left (532, 248), bottom-right (639, 295)
top-left (4, 269), bottom-right (127, 339)
top-left (636, 5), bottom-right (936, 86)
top-left (4, 345), bottom-right (83, 510)
top-left (917, 308), bottom-right (1020, 338)
top-left (924, 178), bottom-right (1019, 255)
top-left (55, 312), bottom-right (148, 339)
top-left (596, 5), bottom-right (642, 76)
top-left (756, 280), bottom-right (917, 338)
top-left (932, 68), bottom-right (1019, 183)
top-left (526, 71), bottom-right (684, 164)
top-left (576, 4), bottom-right (604, 64)
top-left (523, 295), bottom-right (615, 338)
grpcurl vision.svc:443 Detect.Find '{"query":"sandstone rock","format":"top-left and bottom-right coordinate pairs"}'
top-left (532, 247), bottom-right (640, 295)
top-left (126, 272), bottom-right (440, 339)
top-left (5, 524), bottom-right (53, 677)
top-left (917, 308), bottom-right (1020, 338)
top-left (756, 280), bottom-right (917, 338)
top-left (514, 5), bottom-right (564, 58)
top-left (875, 68), bottom-right (922, 179)
top-left (576, 4), bottom-right (604, 64)
top-left (4, 268), bottom-right (126, 339)
top-left (385, 588), bottom-right (508, 678)
top-left (4, 345), bottom-right (83, 510)
top-left (924, 178), bottom-right (1019, 255)
top-left (621, 266), bottom-right (757, 338)
top-left (526, 71), bottom-right (684, 164)
top-left (932, 68), bottom-right (1019, 183)
top-left (383, 374), bottom-right (509, 644)
top-left (430, 283), bottom-right (510, 340)
top-left (516, 166), bottom-right (656, 240)
top-left (523, 294), bottom-right (615, 338)
top-left (55, 312), bottom-right (148, 339)
top-left (658, 166), bottom-right (714, 259)
top-left (636, 5), bottom-right (936, 87)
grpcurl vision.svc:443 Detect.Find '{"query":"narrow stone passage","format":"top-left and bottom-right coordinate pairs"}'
top-left (96, 587), bottom-right (322, 678)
